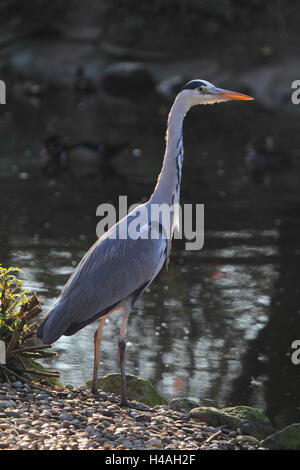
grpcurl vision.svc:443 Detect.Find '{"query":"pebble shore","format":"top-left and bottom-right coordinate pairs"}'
top-left (0, 381), bottom-right (264, 450)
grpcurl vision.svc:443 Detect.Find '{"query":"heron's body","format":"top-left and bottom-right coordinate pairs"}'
top-left (39, 205), bottom-right (167, 343)
top-left (37, 80), bottom-right (253, 406)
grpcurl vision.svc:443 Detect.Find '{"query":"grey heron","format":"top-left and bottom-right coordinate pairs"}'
top-left (37, 80), bottom-right (253, 407)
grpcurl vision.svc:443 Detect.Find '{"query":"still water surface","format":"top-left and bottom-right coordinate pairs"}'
top-left (0, 88), bottom-right (299, 427)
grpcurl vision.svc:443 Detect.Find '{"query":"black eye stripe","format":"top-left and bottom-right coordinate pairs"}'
top-left (181, 80), bottom-right (206, 91)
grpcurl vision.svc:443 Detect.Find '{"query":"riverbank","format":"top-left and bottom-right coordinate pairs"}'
top-left (0, 380), bottom-right (264, 450)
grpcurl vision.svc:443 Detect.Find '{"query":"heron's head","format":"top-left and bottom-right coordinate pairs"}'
top-left (180, 79), bottom-right (254, 106)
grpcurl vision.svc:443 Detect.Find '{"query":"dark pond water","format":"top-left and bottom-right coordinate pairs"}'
top-left (0, 84), bottom-right (300, 428)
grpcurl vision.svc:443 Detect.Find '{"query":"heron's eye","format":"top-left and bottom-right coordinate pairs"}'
top-left (198, 86), bottom-right (205, 92)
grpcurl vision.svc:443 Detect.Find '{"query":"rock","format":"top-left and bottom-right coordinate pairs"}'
top-left (59, 413), bottom-right (73, 421)
top-left (135, 413), bottom-right (151, 423)
top-left (190, 407), bottom-right (224, 426)
top-left (236, 435), bottom-right (260, 444)
top-left (101, 62), bottom-right (155, 97)
top-left (11, 381), bottom-right (23, 388)
top-left (5, 410), bottom-right (20, 418)
top-left (84, 373), bottom-right (168, 408)
top-left (146, 437), bottom-right (163, 448)
top-left (260, 423), bottom-right (300, 450)
top-left (0, 400), bottom-right (15, 409)
top-left (189, 406), bottom-right (274, 439)
top-left (35, 393), bottom-right (51, 400)
top-left (221, 406), bottom-right (275, 440)
top-left (168, 398), bottom-right (199, 414)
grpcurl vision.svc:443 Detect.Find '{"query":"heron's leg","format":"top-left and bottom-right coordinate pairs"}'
top-left (118, 306), bottom-right (131, 407)
top-left (91, 314), bottom-right (108, 394)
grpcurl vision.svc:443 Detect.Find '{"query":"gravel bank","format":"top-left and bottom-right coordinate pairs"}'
top-left (0, 381), bottom-right (264, 450)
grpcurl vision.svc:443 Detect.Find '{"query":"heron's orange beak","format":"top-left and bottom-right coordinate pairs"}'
top-left (214, 88), bottom-right (254, 101)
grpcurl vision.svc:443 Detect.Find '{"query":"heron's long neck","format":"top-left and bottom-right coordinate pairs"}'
top-left (150, 94), bottom-right (191, 205)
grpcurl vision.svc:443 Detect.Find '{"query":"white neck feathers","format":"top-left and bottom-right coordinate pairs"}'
top-left (150, 93), bottom-right (192, 205)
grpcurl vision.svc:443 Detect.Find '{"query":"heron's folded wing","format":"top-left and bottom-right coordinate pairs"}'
top-left (40, 230), bottom-right (167, 341)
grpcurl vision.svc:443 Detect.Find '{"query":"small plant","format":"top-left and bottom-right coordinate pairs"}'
top-left (0, 264), bottom-right (59, 385)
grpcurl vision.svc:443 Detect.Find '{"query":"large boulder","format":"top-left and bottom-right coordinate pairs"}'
top-left (260, 424), bottom-right (300, 450)
top-left (84, 373), bottom-right (167, 407)
top-left (189, 405), bottom-right (274, 439)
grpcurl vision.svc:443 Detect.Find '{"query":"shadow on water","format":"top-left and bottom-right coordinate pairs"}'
top-left (0, 85), bottom-right (300, 427)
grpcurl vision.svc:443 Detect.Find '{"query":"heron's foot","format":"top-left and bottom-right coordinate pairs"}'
top-left (120, 398), bottom-right (134, 408)
top-left (90, 386), bottom-right (102, 397)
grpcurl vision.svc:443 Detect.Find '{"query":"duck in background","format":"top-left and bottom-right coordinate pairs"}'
top-left (40, 135), bottom-right (70, 178)
top-left (245, 135), bottom-right (292, 185)
top-left (40, 135), bottom-right (129, 180)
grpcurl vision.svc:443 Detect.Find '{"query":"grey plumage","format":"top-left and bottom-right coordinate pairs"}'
top-left (37, 80), bottom-right (253, 406)
top-left (38, 208), bottom-right (167, 344)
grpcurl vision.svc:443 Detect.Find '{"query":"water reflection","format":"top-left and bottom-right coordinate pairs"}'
top-left (228, 215), bottom-right (300, 428)
top-left (0, 87), bottom-right (299, 427)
